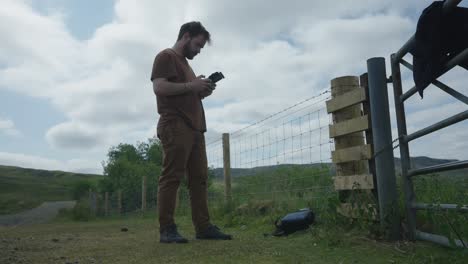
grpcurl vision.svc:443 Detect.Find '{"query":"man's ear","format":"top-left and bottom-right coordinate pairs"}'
top-left (182, 32), bottom-right (191, 42)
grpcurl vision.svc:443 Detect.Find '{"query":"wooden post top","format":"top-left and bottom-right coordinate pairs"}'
top-left (331, 76), bottom-right (359, 87)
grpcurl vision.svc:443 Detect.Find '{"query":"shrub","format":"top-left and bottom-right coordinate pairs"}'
top-left (71, 202), bottom-right (94, 221)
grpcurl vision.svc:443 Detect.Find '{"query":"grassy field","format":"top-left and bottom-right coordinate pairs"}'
top-left (0, 165), bottom-right (101, 214)
top-left (1, 212), bottom-right (467, 264)
top-left (0, 165), bottom-right (466, 263)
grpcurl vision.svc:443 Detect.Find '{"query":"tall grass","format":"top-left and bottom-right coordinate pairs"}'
top-left (173, 166), bottom-right (467, 244)
top-left (409, 173), bottom-right (468, 245)
top-left (82, 165), bottom-right (467, 246)
top-left (173, 165), bottom-right (344, 230)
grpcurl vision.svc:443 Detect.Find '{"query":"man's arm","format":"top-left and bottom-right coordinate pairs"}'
top-left (153, 77), bottom-right (215, 97)
top-left (153, 78), bottom-right (191, 96)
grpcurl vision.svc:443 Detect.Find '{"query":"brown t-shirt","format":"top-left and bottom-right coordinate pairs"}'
top-left (150, 48), bottom-right (206, 132)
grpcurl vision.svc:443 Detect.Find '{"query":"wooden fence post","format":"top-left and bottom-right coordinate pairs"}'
top-left (222, 133), bottom-right (232, 203)
top-left (360, 73), bottom-right (377, 197)
top-left (326, 76), bottom-right (376, 218)
top-left (88, 188), bottom-right (97, 215)
top-left (105, 192), bottom-right (109, 216)
top-left (142, 176), bottom-right (147, 211)
top-left (118, 190), bottom-right (122, 215)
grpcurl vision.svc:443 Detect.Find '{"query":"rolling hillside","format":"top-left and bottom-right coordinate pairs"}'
top-left (211, 156), bottom-right (466, 179)
top-left (1, 156), bottom-right (464, 215)
top-left (0, 165), bottom-right (102, 215)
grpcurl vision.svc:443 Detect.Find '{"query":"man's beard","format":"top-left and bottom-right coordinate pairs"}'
top-left (183, 42), bottom-right (193, 60)
top-left (183, 42), bottom-right (195, 60)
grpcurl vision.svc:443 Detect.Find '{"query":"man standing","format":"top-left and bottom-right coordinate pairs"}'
top-left (151, 21), bottom-right (232, 243)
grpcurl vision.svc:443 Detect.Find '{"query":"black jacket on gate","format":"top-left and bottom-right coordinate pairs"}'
top-left (410, 1), bottom-right (468, 98)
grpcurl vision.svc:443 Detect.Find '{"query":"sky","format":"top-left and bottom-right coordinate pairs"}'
top-left (0, 0), bottom-right (467, 174)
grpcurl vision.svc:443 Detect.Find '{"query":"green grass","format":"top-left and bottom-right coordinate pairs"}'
top-left (96, 165), bottom-right (467, 247)
top-left (226, 166), bottom-right (467, 244)
top-left (410, 173), bottom-right (468, 244)
top-left (1, 165), bottom-right (466, 263)
top-left (0, 165), bottom-right (101, 214)
top-left (1, 212), bottom-right (467, 264)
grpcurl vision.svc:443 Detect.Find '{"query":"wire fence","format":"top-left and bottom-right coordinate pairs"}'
top-left (87, 90), bottom-right (337, 217)
top-left (204, 90), bottom-right (336, 212)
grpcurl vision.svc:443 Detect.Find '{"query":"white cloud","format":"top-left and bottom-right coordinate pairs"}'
top-left (0, 0), bottom-right (83, 97)
top-left (0, 0), bottom-right (466, 172)
top-left (0, 118), bottom-right (20, 137)
top-left (45, 121), bottom-right (105, 150)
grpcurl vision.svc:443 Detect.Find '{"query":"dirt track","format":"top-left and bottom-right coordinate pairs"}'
top-left (0, 201), bottom-right (76, 227)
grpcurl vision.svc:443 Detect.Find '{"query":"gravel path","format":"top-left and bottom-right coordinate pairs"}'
top-left (0, 201), bottom-right (76, 227)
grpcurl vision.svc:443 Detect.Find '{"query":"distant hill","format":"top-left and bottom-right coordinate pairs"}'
top-left (0, 165), bottom-right (102, 215)
top-left (393, 156), bottom-right (458, 173)
top-left (210, 163), bottom-right (328, 179)
top-left (211, 156), bottom-right (466, 179)
top-left (2, 156), bottom-right (465, 214)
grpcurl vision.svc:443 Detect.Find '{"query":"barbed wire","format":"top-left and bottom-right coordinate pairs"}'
top-left (205, 91), bottom-right (330, 146)
top-left (229, 90), bottom-right (330, 136)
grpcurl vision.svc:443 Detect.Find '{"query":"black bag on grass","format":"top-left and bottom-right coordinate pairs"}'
top-left (273, 208), bottom-right (315, 236)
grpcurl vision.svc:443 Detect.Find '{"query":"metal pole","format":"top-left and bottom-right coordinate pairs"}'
top-left (408, 160), bottom-right (468, 177)
top-left (367, 57), bottom-right (400, 240)
top-left (412, 203), bottom-right (468, 213)
top-left (416, 230), bottom-right (467, 248)
top-left (391, 54), bottom-right (417, 240)
top-left (399, 58), bottom-right (468, 105)
top-left (406, 110), bottom-right (468, 142)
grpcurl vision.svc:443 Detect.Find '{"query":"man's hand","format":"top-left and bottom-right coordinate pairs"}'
top-left (188, 75), bottom-right (216, 99)
top-left (199, 85), bottom-right (215, 98)
top-left (188, 76), bottom-right (214, 94)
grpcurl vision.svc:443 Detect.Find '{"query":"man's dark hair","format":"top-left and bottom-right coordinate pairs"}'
top-left (177, 21), bottom-right (211, 43)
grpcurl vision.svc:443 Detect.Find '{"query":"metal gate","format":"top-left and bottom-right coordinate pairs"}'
top-left (390, 0), bottom-right (468, 248)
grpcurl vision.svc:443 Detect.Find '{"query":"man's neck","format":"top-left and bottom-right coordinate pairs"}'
top-left (171, 42), bottom-right (185, 57)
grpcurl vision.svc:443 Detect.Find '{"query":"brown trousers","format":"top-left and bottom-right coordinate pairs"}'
top-left (157, 118), bottom-right (210, 232)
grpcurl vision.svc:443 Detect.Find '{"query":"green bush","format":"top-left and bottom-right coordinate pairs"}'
top-left (71, 202), bottom-right (95, 221)
top-left (71, 180), bottom-right (95, 200)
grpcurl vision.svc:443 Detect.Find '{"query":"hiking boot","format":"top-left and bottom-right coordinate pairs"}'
top-left (159, 224), bottom-right (188, 243)
top-left (196, 224), bottom-right (232, 240)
